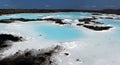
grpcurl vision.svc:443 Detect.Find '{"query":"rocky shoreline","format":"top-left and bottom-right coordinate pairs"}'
top-left (0, 9), bottom-right (120, 15)
top-left (77, 18), bottom-right (112, 31)
top-left (0, 45), bottom-right (63, 65)
top-left (0, 18), bottom-right (67, 25)
top-left (0, 17), bottom-right (113, 31)
top-left (0, 34), bottom-right (23, 50)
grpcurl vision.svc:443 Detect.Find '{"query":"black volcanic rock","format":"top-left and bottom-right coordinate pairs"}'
top-left (9, 18), bottom-right (42, 22)
top-left (99, 17), bottom-right (114, 19)
top-left (0, 45), bottom-right (63, 65)
top-left (0, 34), bottom-right (23, 42)
top-left (0, 9), bottom-right (99, 15)
top-left (83, 25), bottom-right (112, 31)
top-left (78, 17), bottom-right (97, 22)
top-left (9, 18), bottom-right (35, 22)
top-left (0, 9), bottom-right (120, 15)
top-left (77, 17), bottom-right (112, 31)
top-left (100, 9), bottom-right (120, 15)
top-left (92, 13), bottom-right (102, 15)
top-left (79, 18), bottom-right (91, 22)
top-left (0, 50), bottom-right (50, 65)
top-left (0, 18), bottom-right (67, 25)
top-left (76, 23), bottom-right (83, 26)
top-left (0, 34), bottom-right (23, 50)
top-left (0, 19), bottom-right (13, 23)
top-left (42, 18), bottom-right (66, 25)
top-left (78, 17), bottom-right (97, 24)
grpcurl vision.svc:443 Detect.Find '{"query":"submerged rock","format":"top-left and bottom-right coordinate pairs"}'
top-left (78, 17), bottom-right (97, 24)
top-left (99, 17), bottom-right (114, 19)
top-left (92, 13), bottom-right (102, 15)
top-left (9, 18), bottom-right (37, 22)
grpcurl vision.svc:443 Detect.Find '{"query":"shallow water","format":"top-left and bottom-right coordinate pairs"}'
top-left (0, 22), bottom-right (82, 42)
top-left (96, 19), bottom-right (120, 38)
top-left (35, 23), bottom-right (82, 41)
top-left (0, 12), bottom-right (92, 20)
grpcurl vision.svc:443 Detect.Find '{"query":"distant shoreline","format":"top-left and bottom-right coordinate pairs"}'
top-left (0, 9), bottom-right (120, 15)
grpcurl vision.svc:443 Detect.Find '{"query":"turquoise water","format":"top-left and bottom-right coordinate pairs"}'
top-left (0, 13), bottom-right (43, 19)
top-left (0, 12), bottom-right (88, 41)
top-left (47, 12), bottom-right (92, 20)
top-left (97, 19), bottom-right (120, 38)
top-left (37, 24), bottom-right (82, 41)
top-left (0, 22), bottom-right (82, 42)
top-left (0, 12), bottom-right (120, 41)
top-left (0, 12), bottom-right (92, 20)
top-left (26, 22), bottom-right (82, 41)
top-left (97, 19), bottom-right (120, 27)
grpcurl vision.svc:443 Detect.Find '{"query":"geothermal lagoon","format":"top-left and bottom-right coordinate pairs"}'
top-left (0, 12), bottom-right (120, 65)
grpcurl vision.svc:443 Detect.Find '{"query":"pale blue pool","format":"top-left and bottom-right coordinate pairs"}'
top-left (0, 12), bottom-right (92, 20)
top-left (37, 24), bottom-right (82, 41)
top-left (97, 19), bottom-right (120, 38)
top-left (26, 22), bottom-right (83, 41)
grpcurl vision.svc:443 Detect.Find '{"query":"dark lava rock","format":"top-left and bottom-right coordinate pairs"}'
top-left (78, 18), bottom-right (91, 24)
top-left (92, 13), bottom-right (102, 15)
top-left (76, 59), bottom-right (80, 61)
top-left (64, 53), bottom-right (69, 56)
top-left (42, 18), bottom-right (66, 25)
top-left (0, 52), bottom-right (50, 65)
top-left (99, 17), bottom-right (114, 19)
top-left (0, 19), bottom-right (13, 23)
top-left (78, 17), bottom-right (97, 24)
top-left (0, 18), bottom-right (66, 25)
top-left (0, 34), bottom-right (23, 50)
top-left (0, 34), bottom-right (23, 42)
top-left (9, 18), bottom-right (43, 22)
top-left (76, 23), bottom-right (83, 26)
top-left (77, 18), bottom-right (111, 31)
top-left (9, 18), bottom-right (35, 22)
top-left (83, 25), bottom-right (112, 31)
top-left (0, 18), bottom-right (43, 23)
top-left (78, 18), bottom-right (95, 22)
top-left (0, 45), bottom-right (63, 65)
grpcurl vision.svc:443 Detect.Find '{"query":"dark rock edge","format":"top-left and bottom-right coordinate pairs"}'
top-left (0, 45), bottom-right (63, 65)
top-left (0, 34), bottom-right (23, 50)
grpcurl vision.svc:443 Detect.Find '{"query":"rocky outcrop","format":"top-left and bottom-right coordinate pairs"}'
top-left (0, 18), bottom-right (67, 25)
top-left (0, 34), bottom-right (23, 50)
top-left (0, 45), bottom-right (63, 65)
top-left (83, 25), bottom-right (112, 31)
top-left (41, 18), bottom-right (66, 25)
top-left (77, 18), bottom-right (112, 31)
top-left (0, 19), bottom-right (13, 23)
top-left (0, 9), bottom-right (120, 15)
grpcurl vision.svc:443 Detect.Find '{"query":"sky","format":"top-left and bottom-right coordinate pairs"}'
top-left (0, 0), bottom-right (120, 10)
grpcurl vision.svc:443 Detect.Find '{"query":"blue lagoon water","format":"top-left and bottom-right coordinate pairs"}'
top-left (0, 12), bottom-right (92, 20)
top-left (0, 12), bottom-right (120, 41)
top-left (36, 23), bottom-right (82, 41)
top-left (97, 19), bottom-right (120, 38)
top-left (21, 22), bottom-right (83, 41)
